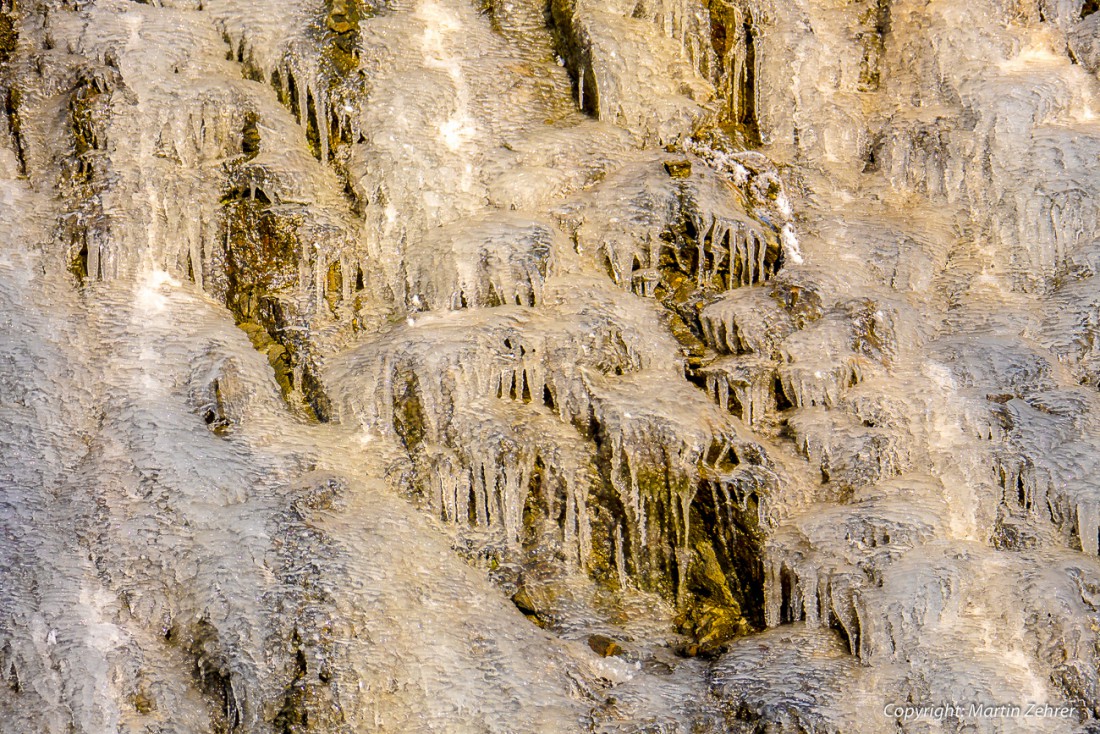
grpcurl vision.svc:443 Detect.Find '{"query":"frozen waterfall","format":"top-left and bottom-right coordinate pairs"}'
top-left (2, 0), bottom-right (1100, 732)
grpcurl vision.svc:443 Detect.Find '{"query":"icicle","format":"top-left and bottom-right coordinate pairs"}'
top-left (676, 487), bottom-right (694, 605)
top-left (341, 255), bottom-right (352, 302)
top-left (432, 466), bottom-right (445, 521)
top-left (789, 568), bottom-right (803, 622)
top-left (578, 67), bottom-right (585, 112)
top-left (711, 221), bottom-right (728, 282)
top-left (830, 582), bottom-right (859, 654)
top-left (757, 231), bottom-right (767, 279)
top-left (614, 523), bottom-right (628, 589)
top-left (764, 558), bottom-right (782, 627)
top-left (577, 490), bottom-right (592, 570)
top-left (474, 462), bottom-right (490, 527)
top-left (734, 385), bottom-right (749, 423)
top-left (456, 467), bottom-right (470, 526)
top-left (502, 465), bottom-right (523, 548)
top-left (856, 600), bottom-right (869, 663)
top-left (695, 217), bottom-right (709, 286)
top-left (725, 226), bottom-right (736, 291)
top-left (296, 72), bottom-right (308, 128)
top-left (317, 89), bottom-right (330, 163)
top-left (700, 316), bottom-right (716, 348)
top-left (445, 464), bottom-right (459, 523)
top-left (190, 238), bottom-right (203, 289)
top-left (1078, 502), bottom-right (1099, 556)
top-left (564, 482), bottom-right (576, 550)
top-left (88, 241), bottom-right (101, 282)
top-left (818, 575), bottom-right (829, 627)
top-left (628, 452), bottom-right (643, 541)
top-left (729, 234), bottom-right (740, 287)
top-left (745, 233), bottom-right (756, 286)
top-left (732, 54), bottom-right (744, 122)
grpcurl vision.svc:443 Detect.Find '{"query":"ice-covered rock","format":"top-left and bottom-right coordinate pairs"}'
top-left (4, 0), bottom-right (1100, 730)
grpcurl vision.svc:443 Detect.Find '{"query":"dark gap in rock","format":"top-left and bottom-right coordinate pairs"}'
top-left (221, 199), bottom-right (329, 421)
top-left (546, 0), bottom-right (598, 117)
top-left (862, 135), bottom-right (882, 173)
top-left (325, 259), bottom-right (343, 312)
top-left (241, 112), bottom-right (260, 158)
top-left (858, 0), bottom-right (891, 92)
top-left (689, 478), bottom-right (765, 633)
top-left (286, 69), bottom-right (300, 123)
top-left (542, 384), bottom-right (556, 411)
top-left (485, 280), bottom-right (503, 307)
top-left (70, 236), bottom-right (89, 284)
top-left (186, 622), bottom-right (239, 734)
top-left (728, 389), bottom-right (745, 420)
top-left (305, 90), bottom-right (321, 160)
top-left (774, 376), bottom-right (793, 411)
top-left (273, 634), bottom-right (310, 734)
top-left (468, 470), bottom-right (480, 523)
top-left (521, 455), bottom-right (547, 549)
top-left (271, 68), bottom-right (286, 106)
top-left (392, 372), bottom-right (426, 451)
top-left (0, 7), bottom-right (15, 65)
top-left (6, 658), bottom-right (19, 693)
top-left (301, 366), bottom-right (333, 422)
top-left (832, 611), bottom-right (860, 657)
top-left (5, 87), bottom-right (26, 176)
top-left (579, 62), bottom-right (598, 117)
top-left (521, 369), bottom-right (532, 403)
top-left (739, 11), bottom-right (760, 140)
top-left (779, 565), bottom-right (794, 622)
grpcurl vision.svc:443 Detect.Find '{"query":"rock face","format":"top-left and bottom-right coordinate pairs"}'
top-left (1, 0), bottom-right (1100, 732)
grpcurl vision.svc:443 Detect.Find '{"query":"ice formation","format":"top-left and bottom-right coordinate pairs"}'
top-left (3, 0), bottom-right (1100, 731)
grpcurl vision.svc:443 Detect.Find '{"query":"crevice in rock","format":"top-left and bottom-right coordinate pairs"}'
top-left (4, 86), bottom-right (25, 176)
top-left (547, 0), bottom-right (599, 118)
top-left (178, 621), bottom-right (242, 734)
top-left (704, 1), bottom-right (761, 144)
top-left (273, 637), bottom-right (311, 734)
top-left (241, 111), bottom-right (260, 159)
top-left (219, 197), bottom-right (330, 421)
top-left (0, 3), bottom-right (16, 66)
top-left (392, 372), bottom-right (426, 451)
top-left (858, 0), bottom-right (891, 93)
top-left (69, 234), bottom-right (89, 284)
top-left (738, 10), bottom-right (760, 138)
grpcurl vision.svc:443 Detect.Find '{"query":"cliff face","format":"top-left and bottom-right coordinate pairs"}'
top-left (1, 0), bottom-right (1099, 732)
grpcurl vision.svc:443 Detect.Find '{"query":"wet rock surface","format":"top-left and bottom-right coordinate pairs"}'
top-left (0, 0), bottom-right (1099, 732)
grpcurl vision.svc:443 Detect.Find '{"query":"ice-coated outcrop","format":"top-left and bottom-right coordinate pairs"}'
top-left (4, 0), bottom-right (1100, 731)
